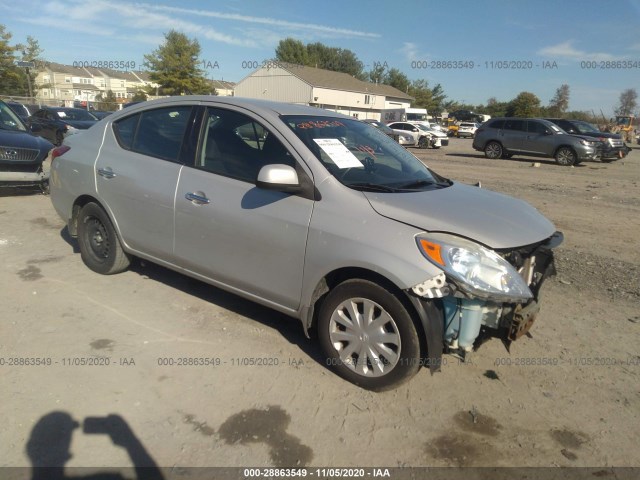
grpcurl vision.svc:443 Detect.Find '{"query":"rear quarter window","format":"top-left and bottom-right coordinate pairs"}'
top-left (113, 114), bottom-right (140, 149)
top-left (487, 119), bottom-right (504, 129)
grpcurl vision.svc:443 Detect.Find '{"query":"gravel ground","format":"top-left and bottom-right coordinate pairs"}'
top-left (1, 138), bottom-right (639, 476)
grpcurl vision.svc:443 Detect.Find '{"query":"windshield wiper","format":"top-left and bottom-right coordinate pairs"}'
top-left (348, 182), bottom-right (400, 193)
top-left (397, 179), bottom-right (450, 190)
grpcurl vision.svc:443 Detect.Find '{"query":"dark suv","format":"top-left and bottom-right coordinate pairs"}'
top-left (544, 118), bottom-right (630, 161)
top-left (472, 117), bottom-right (602, 166)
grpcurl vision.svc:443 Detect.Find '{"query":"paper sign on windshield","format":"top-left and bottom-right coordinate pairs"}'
top-left (313, 139), bottom-right (364, 169)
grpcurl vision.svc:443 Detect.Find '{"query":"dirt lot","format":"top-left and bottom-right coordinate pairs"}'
top-left (1, 138), bottom-right (639, 475)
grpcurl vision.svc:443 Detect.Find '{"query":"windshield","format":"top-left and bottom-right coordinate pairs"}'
top-left (54, 109), bottom-right (98, 121)
top-left (0, 102), bottom-right (27, 132)
top-left (406, 113), bottom-right (428, 122)
top-left (283, 115), bottom-right (448, 192)
top-left (573, 121), bottom-right (600, 133)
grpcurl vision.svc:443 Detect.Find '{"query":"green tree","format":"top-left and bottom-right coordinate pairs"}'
top-left (275, 38), bottom-right (309, 66)
top-left (131, 90), bottom-right (148, 102)
top-left (615, 88), bottom-right (637, 116)
top-left (275, 38), bottom-right (365, 79)
top-left (143, 30), bottom-right (209, 95)
top-left (95, 90), bottom-right (118, 111)
top-left (505, 91), bottom-right (541, 117)
top-left (0, 24), bottom-right (23, 95)
top-left (548, 84), bottom-right (570, 117)
top-left (484, 97), bottom-right (509, 117)
top-left (383, 68), bottom-right (410, 93)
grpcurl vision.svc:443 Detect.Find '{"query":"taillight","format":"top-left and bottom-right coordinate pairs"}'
top-left (51, 145), bottom-right (70, 159)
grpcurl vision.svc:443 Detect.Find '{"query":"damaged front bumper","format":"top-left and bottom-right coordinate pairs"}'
top-left (407, 231), bottom-right (563, 371)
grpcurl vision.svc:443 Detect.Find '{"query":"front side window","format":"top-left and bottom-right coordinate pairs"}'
top-left (284, 116), bottom-right (448, 192)
top-left (197, 108), bottom-right (294, 182)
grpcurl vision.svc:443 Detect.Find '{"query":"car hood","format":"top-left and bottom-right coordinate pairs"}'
top-left (575, 131), bottom-right (621, 140)
top-left (0, 129), bottom-right (53, 150)
top-left (64, 120), bottom-right (96, 129)
top-left (363, 182), bottom-right (556, 249)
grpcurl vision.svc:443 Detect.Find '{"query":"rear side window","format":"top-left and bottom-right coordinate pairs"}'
top-left (113, 114), bottom-right (139, 149)
top-left (113, 106), bottom-right (193, 162)
top-left (504, 119), bottom-right (525, 131)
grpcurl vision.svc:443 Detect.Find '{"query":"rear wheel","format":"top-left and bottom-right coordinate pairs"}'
top-left (555, 147), bottom-right (577, 166)
top-left (77, 202), bottom-right (130, 274)
top-left (55, 130), bottom-right (64, 146)
top-left (318, 279), bottom-right (421, 391)
top-left (484, 141), bottom-right (503, 159)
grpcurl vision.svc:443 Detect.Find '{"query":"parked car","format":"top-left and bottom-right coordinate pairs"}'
top-left (362, 119), bottom-right (400, 142)
top-left (26, 107), bottom-right (98, 145)
top-left (50, 96), bottom-right (562, 390)
top-left (0, 100), bottom-right (53, 191)
top-left (473, 117), bottom-right (602, 166)
top-left (5, 101), bottom-right (37, 122)
top-left (447, 109), bottom-right (476, 121)
top-left (544, 118), bottom-right (630, 161)
top-left (457, 122), bottom-right (479, 138)
top-left (387, 121), bottom-right (449, 148)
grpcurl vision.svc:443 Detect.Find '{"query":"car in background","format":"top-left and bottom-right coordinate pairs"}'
top-left (0, 100), bottom-right (53, 191)
top-left (5, 101), bottom-right (37, 122)
top-left (544, 118), bottom-right (630, 161)
top-left (362, 119), bottom-right (400, 142)
top-left (457, 122), bottom-right (479, 138)
top-left (473, 117), bottom-right (602, 166)
top-left (26, 107), bottom-right (98, 145)
top-left (387, 121), bottom-right (449, 148)
top-left (447, 109), bottom-right (476, 121)
top-left (49, 96), bottom-right (562, 390)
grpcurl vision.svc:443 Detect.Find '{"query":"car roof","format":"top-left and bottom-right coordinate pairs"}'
top-left (114, 95), bottom-right (352, 120)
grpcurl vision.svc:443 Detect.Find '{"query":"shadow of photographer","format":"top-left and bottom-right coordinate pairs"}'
top-left (26, 411), bottom-right (164, 480)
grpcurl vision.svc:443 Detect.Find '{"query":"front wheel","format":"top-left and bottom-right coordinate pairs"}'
top-left (77, 202), bottom-right (131, 274)
top-left (555, 147), bottom-right (577, 166)
top-left (317, 279), bottom-right (421, 391)
top-left (418, 136), bottom-right (429, 149)
top-left (484, 141), bottom-right (503, 159)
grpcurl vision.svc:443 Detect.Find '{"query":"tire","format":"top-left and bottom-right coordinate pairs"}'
top-left (317, 279), bottom-right (421, 391)
top-left (418, 136), bottom-right (429, 149)
top-left (55, 130), bottom-right (64, 146)
top-left (77, 202), bottom-right (130, 275)
top-left (484, 141), bottom-right (503, 159)
top-left (555, 147), bottom-right (577, 166)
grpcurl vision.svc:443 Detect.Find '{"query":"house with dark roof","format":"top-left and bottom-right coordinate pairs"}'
top-left (234, 64), bottom-right (413, 120)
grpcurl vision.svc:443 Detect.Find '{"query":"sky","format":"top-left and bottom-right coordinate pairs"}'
top-left (2, 0), bottom-right (640, 116)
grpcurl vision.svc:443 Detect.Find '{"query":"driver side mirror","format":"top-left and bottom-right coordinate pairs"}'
top-left (256, 164), bottom-right (301, 193)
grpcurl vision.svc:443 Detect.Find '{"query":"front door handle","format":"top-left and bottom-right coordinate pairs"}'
top-left (185, 192), bottom-right (210, 205)
top-left (97, 167), bottom-right (117, 179)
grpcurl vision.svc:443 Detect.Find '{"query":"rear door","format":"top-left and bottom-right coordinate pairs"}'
top-left (500, 119), bottom-right (527, 151)
top-left (173, 106), bottom-right (315, 310)
top-left (95, 105), bottom-right (196, 258)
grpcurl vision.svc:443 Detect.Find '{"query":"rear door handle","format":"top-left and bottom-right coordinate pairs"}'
top-left (97, 167), bottom-right (117, 179)
top-left (185, 192), bottom-right (210, 205)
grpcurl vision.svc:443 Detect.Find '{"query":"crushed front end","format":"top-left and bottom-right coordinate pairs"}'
top-left (409, 231), bottom-right (563, 367)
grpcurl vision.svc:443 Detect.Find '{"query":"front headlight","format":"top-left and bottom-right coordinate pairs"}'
top-left (416, 233), bottom-right (533, 301)
top-left (579, 139), bottom-right (597, 146)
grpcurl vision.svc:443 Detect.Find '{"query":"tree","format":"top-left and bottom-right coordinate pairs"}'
top-left (95, 90), bottom-right (118, 111)
top-left (505, 91), bottom-right (541, 117)
top-left (615, 88), bottom-right (637, 116)
top-left (131, 90), bottom-right (148, 102)
top-left (483, 97), bottom-right (510, 117)
top-left (0, 24), bottom-right (23, 96)
top-left (275, 38), bottom-right (308, 66)
top-left (143, 30), bottom-right (209, 95)
top-left (275, 38), bottom-right (365, 79)
top-left (15, 36), bottom-right (44, 98)
top-left (548, 84), bottom-right (570, 117)
top-left (383, 68), bottom-right (410, 93)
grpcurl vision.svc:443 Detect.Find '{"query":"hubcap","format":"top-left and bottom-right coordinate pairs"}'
top-left (486, 143), bottom-right (501, 158)
top-left (329, 297), bottom-right (401, 377)
top-left (557, 149), bottom-right (574, 165)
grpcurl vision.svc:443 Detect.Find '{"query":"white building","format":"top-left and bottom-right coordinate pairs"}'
top-left (234, 64), bottom-right (413, 120)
